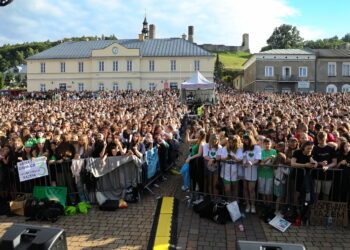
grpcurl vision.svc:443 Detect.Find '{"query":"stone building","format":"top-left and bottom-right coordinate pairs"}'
top-left (243, 48), bottom-right (350, 93)
top-left (313, 49), bottom-right (350, 93)
top-left (26, 18), bottom-right (215, 92)
top-left (243, 49), bottom-right (316, 92)
top-left (200, 34), bottom-right (250, 53)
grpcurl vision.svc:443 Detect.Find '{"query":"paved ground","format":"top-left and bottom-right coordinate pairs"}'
top-left (1, 174), bottom-right (350, 250)
top-left (0, 172), bottom-right (180, 250)
top-left (0, 139), bottom-right (349, 249)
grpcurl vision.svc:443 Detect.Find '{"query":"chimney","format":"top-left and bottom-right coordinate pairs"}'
top-left (182, 33), bottom-right (187, 40)
top-left (149, 24), bottom-right (156, 39)
top-left (188, 26), bottom-right (194, 43)
top-left (138, 34), bottom-right (145, 41)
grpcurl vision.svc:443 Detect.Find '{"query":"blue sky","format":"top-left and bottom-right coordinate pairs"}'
top-left (0, 0), bottom-right (349, 52)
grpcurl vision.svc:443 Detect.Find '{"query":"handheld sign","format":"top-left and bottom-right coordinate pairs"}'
top-left (17, 157), bottom-right (48, 182)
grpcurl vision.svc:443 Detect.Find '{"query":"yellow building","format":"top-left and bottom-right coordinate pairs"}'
top-left (26, 22), bottom-right (215, 91)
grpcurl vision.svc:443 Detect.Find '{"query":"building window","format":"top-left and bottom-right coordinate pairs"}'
top-left (149, 83), bottom-right (156, 90)
top-left (60, 62), bottom-right (65, 73)
top-left (282, 66), bottom-right (291, 77)
top-left (40, 63), bottom-right (45, 73)
top-left (264, 86), bottom-right (274, 92)
top-left (149, 60), bottom-right (155, 72)
top-left (342, 84), bottom-right (350, 92)
top-left (78, 83), bottom-right (84, 91)
top-left (99, 61), bottom-right (104, 72)
top-left (113, 61), bottom-right (118, 72)
top-left (170, 60), bottom-right (176, 71)
top-left (170, 82), bottom-right (178, 90)
top-left (59, 83), bottom-right (66, 90)
top-left (78, 62), bottom-right (84, 72)
top-left (112, 83), bottom-right (118, 91)
top-left (265, 66), bottom-right (273, 77)
top-left (342, 63), bottom-right (350, 76)
top-left (99, 83), bottom-right (104, 91)
top-left (281, 87), bottom-right (291, 93)
top-left (194, 60), bottom-right (200, 71)
top-left (126, 60), bottom-right (132, 72)
top-left (127, 82), bottom-right (133, 90)
top-left (299, 67), bottom-right (307, 77)
top-left (328, 62), bottom-right (336, 76)
top-left (40, 84), bottom-right (46, 92)
top-left (326, 84), bottom-right (337, 93)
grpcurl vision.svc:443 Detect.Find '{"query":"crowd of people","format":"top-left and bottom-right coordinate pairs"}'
top-left (0, 89), bottom-right (350, 218)
top-left (0, 90), bottom-right (184, 202)
top-left (183, 92), bottom-right (350, 215)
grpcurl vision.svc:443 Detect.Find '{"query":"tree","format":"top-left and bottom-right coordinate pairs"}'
top-left (266, 24), bottom-right (303, 49)
top-left (4, 71), bottom-right (14, 86)
top-left (15, 51), bottom-right (25, 65)
top-left (15, 73), bottom-right (22, 84)
top-left (0, 55), bottom-right (10, 72)
top-left (342, 33), bottom-right (350, 43)
top-left (26, 47), bottom-right (35, 57)
top-left (214, 54), bottom-right (224, 82)
top-left (304, 36), bottom-right (345, 49)
top-left (0, 72), bottom-right (4, 90)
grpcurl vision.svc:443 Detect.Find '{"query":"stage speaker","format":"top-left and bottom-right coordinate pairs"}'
top-left (237, 240), bottom-right (306, 250)
top-left (0, 224), bottom-right (67, 250)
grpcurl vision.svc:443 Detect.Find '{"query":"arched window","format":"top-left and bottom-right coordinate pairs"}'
top-left (341, 84), bottom-right (350, 93)
top-left (326, 84), bottom-right (337, 93)
top-left (264, 86), bottom-right (274, 92)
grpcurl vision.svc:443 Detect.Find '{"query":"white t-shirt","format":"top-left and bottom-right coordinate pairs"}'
top-left (218, 146), bottom-right (243, 181)
top-left (203, 143), bottom-right (221, 159)
top-left (243, 145), bottom-right (262, 163)
top-left (218, 146), bottom-right (243, 161)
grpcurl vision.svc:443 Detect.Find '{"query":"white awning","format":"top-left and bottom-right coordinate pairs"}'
top-left (180, 71), bottom-right (215, 89)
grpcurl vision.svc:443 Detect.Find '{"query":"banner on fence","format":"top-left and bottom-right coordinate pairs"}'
top-left (17, 157), bottom-right (48, 182)
top-left (33, 186), bottom-right (67, 206)
top-left (310, 200), bottom-right (348, 227)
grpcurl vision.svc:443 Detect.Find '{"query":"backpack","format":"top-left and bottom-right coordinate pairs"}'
top-left (193, 198), bottom-right (215, 219)
top-left (124, 186), bottom-right (141, 203)
top-left (99, 200), bottom-right (118, 211)
top-left (284, 206), bottom-right (298, 224)
top-left (259, 205), bottom-right (275, 223)
top-left (24, 198), bottom-right (40, 218)
top-left (212, 201), bottom-right (231, 224)
top-left (28, 199), bottom-right (64, 223)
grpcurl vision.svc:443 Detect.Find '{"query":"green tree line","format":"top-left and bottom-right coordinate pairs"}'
top-left (261, 24), bottom-right (350, 51)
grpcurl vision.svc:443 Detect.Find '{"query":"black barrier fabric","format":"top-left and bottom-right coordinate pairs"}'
top-left (0, 152), bottom-right (168, 204)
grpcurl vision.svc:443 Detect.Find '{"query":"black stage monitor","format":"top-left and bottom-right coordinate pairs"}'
top-left (0, 224), bottom-right (67, 250)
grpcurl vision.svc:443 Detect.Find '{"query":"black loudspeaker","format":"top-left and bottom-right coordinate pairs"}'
top-left (0, 224), bottom-right (67, 250)
top-left (237, 240), bottom-right (306, 250)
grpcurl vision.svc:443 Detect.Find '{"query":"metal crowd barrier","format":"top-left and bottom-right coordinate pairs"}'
top-left (0, 150), bottom-right (171, 204)
top-left (187, 157), bottom-right (349, 208)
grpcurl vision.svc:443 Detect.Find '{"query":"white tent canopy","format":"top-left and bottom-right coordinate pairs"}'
top-left (180, 71), bottom-right (215, 89)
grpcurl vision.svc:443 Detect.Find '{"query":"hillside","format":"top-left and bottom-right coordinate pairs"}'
top-left (216, 52), bottom-right (251, 71)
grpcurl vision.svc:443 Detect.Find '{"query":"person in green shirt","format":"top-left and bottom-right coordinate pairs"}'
top-left (258, 138), bottom-right (277, 205)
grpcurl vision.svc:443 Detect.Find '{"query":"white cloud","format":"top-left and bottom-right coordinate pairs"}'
top-left (0, 0), bottom-right (320, 52)
top-left (299, 26), bottom-right (324, 41)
